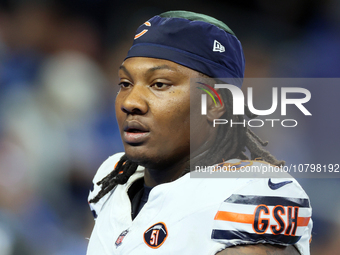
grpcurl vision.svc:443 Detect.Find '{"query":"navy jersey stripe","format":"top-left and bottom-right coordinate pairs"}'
top-left (225, 194), bottom-right (310, 208)
top-left (212, 229), bottom-right (301, 245)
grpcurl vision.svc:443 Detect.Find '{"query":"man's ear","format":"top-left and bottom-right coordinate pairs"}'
top-left (206, 93), bottom-right (225, 122)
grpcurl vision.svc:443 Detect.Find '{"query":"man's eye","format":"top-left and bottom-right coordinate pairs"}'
top-left (119, 82), bottom-right (131, 88)
top-left (151, 82), bottom-right (169, 89)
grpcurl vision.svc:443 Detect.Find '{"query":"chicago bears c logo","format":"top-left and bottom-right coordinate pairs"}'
top-left (134, 21), bottom-right (151, 39)
top-left (144, 222), bottom-right (168, 249)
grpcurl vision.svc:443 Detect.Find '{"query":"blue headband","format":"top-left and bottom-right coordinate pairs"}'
top-left (125, 11), bottom-right (245, 88)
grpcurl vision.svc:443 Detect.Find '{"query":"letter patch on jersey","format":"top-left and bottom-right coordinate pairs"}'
top-left (144, 222), bottom-right (168, 249)
top-left (211, 194), bottom-right (311, 247)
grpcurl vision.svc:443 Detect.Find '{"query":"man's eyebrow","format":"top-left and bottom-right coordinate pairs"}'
top-left (145, 65), bottom-right (177, 74)
top-left (119, 65), bottom-right (132, 79)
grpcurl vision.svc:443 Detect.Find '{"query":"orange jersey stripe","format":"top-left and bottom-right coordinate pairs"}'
top-left (214, 211), bottom-right (254, 224)
top-left (297, 217), bottom-right (310, 227)
top-left (215, 211), bottom-right (310, 227)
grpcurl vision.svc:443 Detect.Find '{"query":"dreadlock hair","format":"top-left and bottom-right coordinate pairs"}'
top-left (89, 78), bottom-right (285, 204)
top-left (89, 154), bottom-right (139, 203)
top-left (186, 77), bottom-right (285, 174)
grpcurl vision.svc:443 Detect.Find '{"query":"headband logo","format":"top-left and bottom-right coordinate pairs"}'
top-left (134, 21), bottom-right (151, 40)
top-left (213, 40), bottom-right (225, 53)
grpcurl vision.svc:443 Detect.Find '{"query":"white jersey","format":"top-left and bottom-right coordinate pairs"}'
top-left (87, 153), bottom-right (312, 255)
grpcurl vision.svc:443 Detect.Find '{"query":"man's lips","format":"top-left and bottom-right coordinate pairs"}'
top-left (123, 121), bottom-right (150, 144)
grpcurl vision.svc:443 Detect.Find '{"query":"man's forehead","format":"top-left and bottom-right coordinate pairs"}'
top-left (119, 57), bottom-right (199, 76)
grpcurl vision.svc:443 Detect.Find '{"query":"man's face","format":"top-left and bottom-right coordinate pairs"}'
top-left (116, 57), bottom-right (204, 169)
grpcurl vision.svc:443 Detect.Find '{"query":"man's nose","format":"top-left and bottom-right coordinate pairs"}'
top-left (120, 85), bottom-right (148, 115)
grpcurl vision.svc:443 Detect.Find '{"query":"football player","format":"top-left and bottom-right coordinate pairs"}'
top-left (87, 11), bottom-right (312, 255)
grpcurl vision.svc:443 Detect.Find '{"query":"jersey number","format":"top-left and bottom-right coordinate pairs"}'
top-left (150, 230), bottom-right (160, 245)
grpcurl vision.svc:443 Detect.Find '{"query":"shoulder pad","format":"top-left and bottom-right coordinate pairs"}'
top-left (212, 178), bottom-right (312, 254)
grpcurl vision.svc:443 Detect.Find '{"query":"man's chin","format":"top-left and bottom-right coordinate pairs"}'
top-left (123, 149), bottom-right (154, 167)
top-left (124, 148), bottom-right (190, 170)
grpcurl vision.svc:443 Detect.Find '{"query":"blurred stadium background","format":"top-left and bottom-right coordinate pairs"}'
top-left (0, 0), bottom-right (339, 254)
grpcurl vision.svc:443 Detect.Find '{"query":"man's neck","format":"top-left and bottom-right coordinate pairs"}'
top-left (143, 159), bottom-right (189, 187)
top-left (141, 143), bottom-right (216, 187)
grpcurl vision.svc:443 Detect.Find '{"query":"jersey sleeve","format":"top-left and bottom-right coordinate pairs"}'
top-left (88, 152), bottom-right (125, 219)
top-left (211, 177), bottom-right (312, 255)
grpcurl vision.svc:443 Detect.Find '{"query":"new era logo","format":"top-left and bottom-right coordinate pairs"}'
top-left (213, 40), bottom-right (225, 52)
